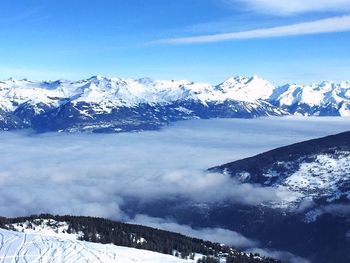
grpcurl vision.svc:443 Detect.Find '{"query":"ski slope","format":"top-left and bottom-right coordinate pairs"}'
top-left (0, 228), bottom-right (195, 263)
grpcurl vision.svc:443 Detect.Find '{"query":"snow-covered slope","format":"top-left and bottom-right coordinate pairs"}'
top-left (0, 216), bottom-right (278, 263)
top-left (210, 131), bottom-right (350, 208)
top-left (215, 76), bottom-right (275, 102)
top-left (0, 228), bottom-right (195, 263)
top-left (205, 131), bottom-right (350, 263)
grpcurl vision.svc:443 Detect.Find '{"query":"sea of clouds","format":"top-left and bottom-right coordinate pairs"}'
top-left (0, 116), bottom-right (350, 251)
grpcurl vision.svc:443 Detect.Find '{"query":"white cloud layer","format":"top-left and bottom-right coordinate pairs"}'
top-left (0, 117), bottom-right (350, 217)
top-left (247, 247), bottom-right (311, 263)
top-left (305, 204), bottom-right (350, 222)
top-left (130, 215), bottom-right (257, 248)
top-left (159, 15), bottom-right (350, 44)
top-left (234, 0), bottom-right (350, 15)
top-left (0, 117), bottom-right (349, 243)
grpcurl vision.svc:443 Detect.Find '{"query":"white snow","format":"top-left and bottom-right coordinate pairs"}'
top-left (270, 81), bottom-right (350, 116)
top-left (0, 75), bottom-right (278, 115)
top-left (282, 152), bottom-right (350, 198)
top-left (8, 219), bottom-right (83, 240)
top-left (215, 76), bottom-right (275, 102)
top-left (252, 151), bottom-right (350, 207)
top-left (1, 75), bottom-right (349, 116)
top-left (0, 228), bottom-right (196, 263)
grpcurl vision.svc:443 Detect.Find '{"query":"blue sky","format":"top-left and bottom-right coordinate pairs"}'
top-left (1, 0), bottom-right (350, 84)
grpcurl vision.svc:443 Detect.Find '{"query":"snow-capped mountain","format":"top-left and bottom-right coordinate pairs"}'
top-left (0, 75), bottom-right (349, 133)
top-left (0, 75), bottom-right (285, 132)
top-left (269, 81), bottom-right (350, 116)
top-left (215, 76), bottom-right (275, 102)
top-left (0, 75), bottom-right (275, 110)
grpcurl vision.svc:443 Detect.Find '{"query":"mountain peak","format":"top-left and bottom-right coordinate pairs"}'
top-left (87, 75), bottom-right (107, 82)
top-left (136, 77), bottom-right (155, 85)
top-left (246, 75), bottom-right (268, 83)
top-left (216, 75), bottom-right (274, 101)
top-left (221, 76), bottom-right (249, 84)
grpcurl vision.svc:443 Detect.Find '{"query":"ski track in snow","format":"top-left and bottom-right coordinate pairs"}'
top-left (0, 229), bottom-right (192, 263)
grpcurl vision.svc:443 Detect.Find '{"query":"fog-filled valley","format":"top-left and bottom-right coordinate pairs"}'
top-left (0, 117), bottom-right (348, 215)
top-left (1, 117), bottom-right (350, 263)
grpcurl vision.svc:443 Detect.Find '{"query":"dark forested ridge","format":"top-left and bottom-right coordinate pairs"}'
top-left (0, 214), bottom-right (279, 263)
top-left (209, 131), bottom-right (350, 184)
top-left (205, 130), bottom-right (350, 263)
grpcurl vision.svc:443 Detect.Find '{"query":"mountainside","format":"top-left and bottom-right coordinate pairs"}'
top-left (203, 131), bottom-right (350, 263)
top-left (210, 131), bottom-right (350, 205)
top-left (0, 214), bottom-right (279, 263)
top-left (1, 75), bottom-right (349, 133)
top-left (0, 108), bottom-right (27, 130)
top-left (121, 132), bottom-right (350, 263)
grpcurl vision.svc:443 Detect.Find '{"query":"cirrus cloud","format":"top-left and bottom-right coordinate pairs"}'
top-left (227, 0), bottom-right (350, 15)
top-left (158, 15), bottom-right (350, 44)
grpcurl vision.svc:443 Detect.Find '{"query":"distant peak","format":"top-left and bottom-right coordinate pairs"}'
top-left (221, 76), bottom-right (246, 84)
top-left (318, 81), bottom-right (336, 88)
top-left (137, 77), bottom-right (154, 84)
top-left (88, 75), bottom-right (105, 81)
top-left (247, 75), bottom-right (263, 81)
top-left (219, 75), bottom-right (267, 86)
top-left (7, 77), bottom-right (16, 82)
top-left (4, 77), bottom-right (32, 84)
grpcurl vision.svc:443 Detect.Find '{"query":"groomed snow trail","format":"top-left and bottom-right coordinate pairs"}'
top-left (0, 229), bottom-right (192, 263)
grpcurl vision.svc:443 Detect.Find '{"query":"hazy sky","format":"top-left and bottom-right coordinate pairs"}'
top-left (0, 0), bottom-right (350, 84)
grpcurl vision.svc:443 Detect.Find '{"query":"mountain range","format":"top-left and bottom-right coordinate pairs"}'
top-left (1, 75), bottom-right (349, 132)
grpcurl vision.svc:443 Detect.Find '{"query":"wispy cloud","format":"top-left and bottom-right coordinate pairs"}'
top-left (305, 204), bottom-right (350, 222)
top-left (1, 7), bottom-right (48, 24)
top-left (226, 0), bottom-right (350, 16)
top-left (157, 15), bottom-right (350, 44)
